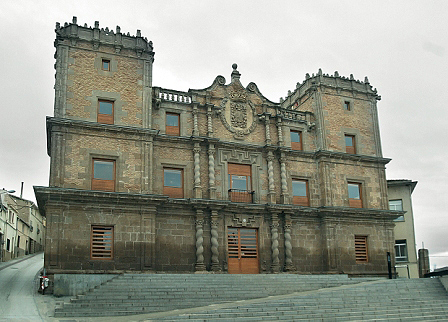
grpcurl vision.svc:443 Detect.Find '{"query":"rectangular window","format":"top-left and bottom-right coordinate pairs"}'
top-left (345, 134), bottom-right (356, 154)
top-left (166, 112), bottom-right (180, 136)
top-left (389, 199), bottom-right (404, 221)
top-left (228, 163), bottom-right (253, 203)
top-left (355, 235), bottom-right (368, 263)
top-left (395, 239), bottom-right (408, 262)
top-left (292, 179), bottom-right (309, 206)
top-left (348, 182), bottom-right (363, 208)
top-left (344, 101), bottom-right (351, 111)
top-left (98, 100), bottom-right (114, 124)
top-left (6, 239), bottom-right (10, 252)
top-left (92, 159), bottom-right (116, 192)
top-left (91, 225), bottom-right (114, 259)
top-left (163, 168), bottom-right (184, 198)
top-left (290, 130), bottom-right (303, 150)
top-left (102, 59), bottom-right (110, 71)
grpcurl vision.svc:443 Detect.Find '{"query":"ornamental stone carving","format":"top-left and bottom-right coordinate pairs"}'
top-left (218, 97), bottom-right (257, 139)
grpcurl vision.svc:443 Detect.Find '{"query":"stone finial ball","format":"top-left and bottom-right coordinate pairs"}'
top-left (232, 63), bottom-right (238, 70)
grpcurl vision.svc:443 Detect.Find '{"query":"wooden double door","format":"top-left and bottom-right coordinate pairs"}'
top-left (227, 227), bottom-right (259, 274)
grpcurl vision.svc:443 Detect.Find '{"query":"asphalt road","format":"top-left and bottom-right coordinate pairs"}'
top-left (0, 253), bottom-right (44, 321)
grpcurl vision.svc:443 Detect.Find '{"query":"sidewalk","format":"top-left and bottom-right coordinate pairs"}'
top-left (0, 251), bottom-right (43, 271)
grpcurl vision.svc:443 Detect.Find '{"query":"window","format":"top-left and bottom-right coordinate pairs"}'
top-left (101, 59), bottom-right (110, 71)
top-left (6, 239), bottom-right (10, 252)
top-left (290, 130), bottom-right (302, 150)
top-left (292, 179), bottom-right (309, 206)
top-left (395, 239), bottom-right (408, 262)
top-left (166, 112), bottom-right (180, 136)
top-left (355, 235), bottom-right (368, 263)
top-left (91, 225), bottom-right (113, 259)
top-left (228, 163), bottom-right (253, 203)
top-left (344, 101), bottom-right (351, 111)
top-left (389, 199), bottom-right (404, 221)
top-left (98, 100), bottom-right (114, 124)
top-left (345, 135), bottom-right (356, 154)
top-left (92, 159), bottom-right (116, 192)
top-left (8, 210), bottom-right (14, 224)
top-left (348, 182), bottom-right (363, 208)
top-left (163, 168), bottom-right (184, 198)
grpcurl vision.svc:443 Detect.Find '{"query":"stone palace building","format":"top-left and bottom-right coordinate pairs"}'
top-left (35, 17), bottom-right (402, 279)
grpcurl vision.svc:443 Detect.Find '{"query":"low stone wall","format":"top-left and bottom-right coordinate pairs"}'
top-left (441, 276), bottom-right (448, 292)
top-left (53, 274), bottom-right (118, 296)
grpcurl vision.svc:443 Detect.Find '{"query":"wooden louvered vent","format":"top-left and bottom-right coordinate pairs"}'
top-left (355, 235), bottom-right (368, 263)
top-left (91, 226), bottom-right (114, 259)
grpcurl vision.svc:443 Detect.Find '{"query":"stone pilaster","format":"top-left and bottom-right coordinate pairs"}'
top-left (284, 214), bottom-right (295, 271)
top-left (267, 151), bottom-right (276, 203)
top-left (210, 210), bottom-right (221, 271)
top-left (270, 213), bottom-right (280, 273)
top-left (208, 144), bottom-right (216, 200)
top-left (193, 143), bottom-right (202, 198)
top-left (195, 209), bottom-right (206, 271)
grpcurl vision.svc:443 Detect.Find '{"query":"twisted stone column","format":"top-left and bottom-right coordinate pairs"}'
top-left (210, 210), bottom-right (221, 271)
top-left (207, 106), bottom-right (213, 137)
top-left (192, 105), bottom-right (199, 136)
top-left (193, 143), bottom-right (202, 198)
top-left (208, 144), bottom-right (216, 199)
top-left (280, 156), bottom-right (289, 204)
top-left (195, 210), bottom-right (205, 271)
top-left (265, 115), bottom-right (271, 145)
top-left (277, 118), bottom-right (283, 146)
top-left (267, 151), bottom-right (276, 203)
top-left (271, 213), bottom-right (280, 273)
top-left (284, 214), bottom-right (295, 271)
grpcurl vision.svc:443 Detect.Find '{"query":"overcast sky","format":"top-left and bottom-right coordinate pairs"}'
top-left (1, 1), bottom-right (447, 269)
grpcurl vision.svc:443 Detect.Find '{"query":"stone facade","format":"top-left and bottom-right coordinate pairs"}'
top-left (35, 17), bottom-right (402, 278)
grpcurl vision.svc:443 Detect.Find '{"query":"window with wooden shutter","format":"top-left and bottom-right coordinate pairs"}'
top-left (91, 225), bottom-right (114, 259)
top-left (92, 159), bottom-right (116, 192)
top-left (166, 112), bottom-right (180, 136)
top-left (292, 179), bottom-right (309, 206)
top-left (228, 163), bottom-right (253, 203)
top-left (355, 235), bottom-right (368, 263)
top-left (348, 182), bottom-right (363, 208)
top-left (345, 134), bottom-right (356, 154)
top-left (163, 168), bottom-right (184, 198)
top-left (290, 130), bottom-right (303, 150)
top-left (98, 100), bottom-right (114, 124)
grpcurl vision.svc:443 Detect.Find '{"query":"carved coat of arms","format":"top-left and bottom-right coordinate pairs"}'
top-left (219, 88), bottom-right (257, 139)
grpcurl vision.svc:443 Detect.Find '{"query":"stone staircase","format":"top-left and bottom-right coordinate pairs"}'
top-left (53, 274), bottom-right (448, 321)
